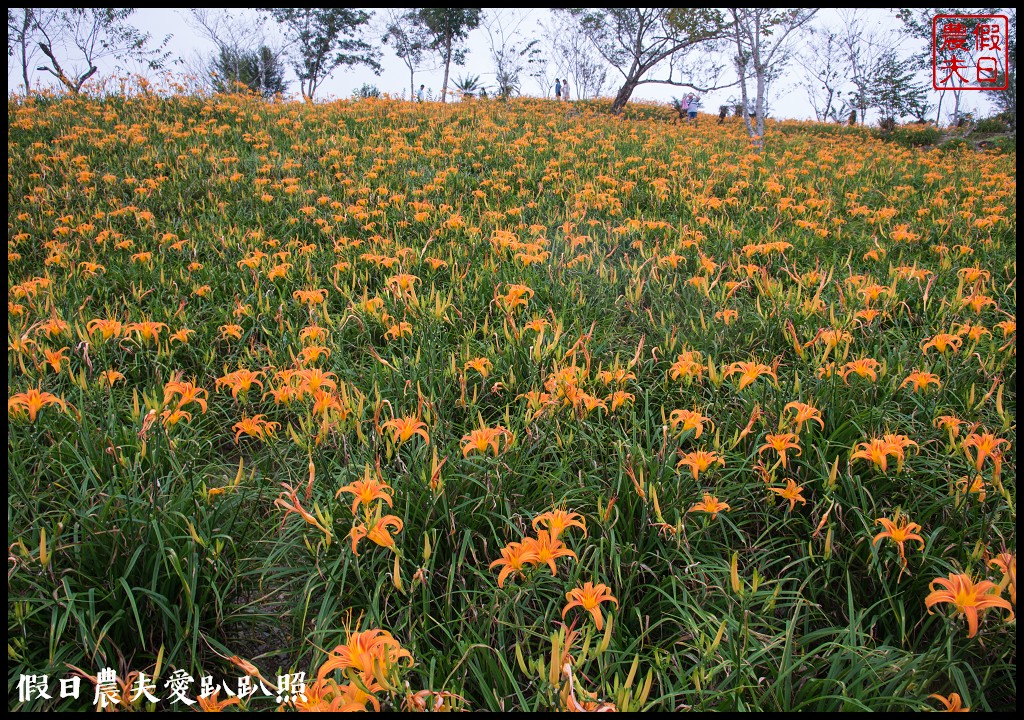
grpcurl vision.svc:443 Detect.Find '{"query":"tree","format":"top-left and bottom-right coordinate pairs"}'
top-left (796, 25), bottom-right (846, 122)
top-left (265, 8), bottom-right (381, 101)
top-left (729, 8), bottom-right (818, 140)
top-left (536, 13), bottom-right (611, 100)
top-left (8, 9), bottom-right (48, 93)
top-left (869, 49), bottom-right (931, 126)
top-left (381, 9), bottom-right (433, 100)
top-left (187, 9), bottom-right (288, 98)
top-left (414, 8), bottom-right (483, 103)
top-left (897, 8), bottom-right (1001, 126)
top-left (211, 46), bottom-right (288, 99)
top-left (986, 10), bottom-right (1015, 127)
top-left (481, 9), bottom-right (541, 99)
top-left (23, 9), bottom-right (170, 94)
top-left (568, 8), bottom-right (732, 112)
top-left (829, 10), bottom-right (900, 126)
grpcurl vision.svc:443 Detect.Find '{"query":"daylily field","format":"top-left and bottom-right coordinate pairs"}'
top-left (7, 91), bottom-right (1016, 711)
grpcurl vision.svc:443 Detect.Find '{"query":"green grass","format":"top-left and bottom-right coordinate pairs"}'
top-left (7, 89), bottom-right (1016, 711)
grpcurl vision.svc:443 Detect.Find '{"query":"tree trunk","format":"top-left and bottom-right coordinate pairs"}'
top-left (409, 66), bottom-right (415, 100)
top-left (441, 36), bottom-right (452, 103)
top-left (611, 80), bottom-right (638, 113)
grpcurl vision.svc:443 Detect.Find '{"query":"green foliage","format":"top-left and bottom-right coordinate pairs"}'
top-left (939, 137), bottom-right (971, 153)
top-left (6, 92), bottom-right (1016, 712)
top-left (413, 8), bottom-right (483, 102)
top-left (992, 135), bottom-right (1016, 154)
top-left (352, 83), bottom-right (381, 99)
top-left (570, 8), bottom-right (730, 111)
top-left (881, 124), bottom-right (942, 148)
top-left (26, 8), bottom-right (171, 94)
top-left (265, 8), bottom-right (380, 100)
top-left (211, 46), bottom-right (288, 99)
top-left (974, 116), bottom-right (1010, 133)
top-left (869, 50), bottom-right (931, 125)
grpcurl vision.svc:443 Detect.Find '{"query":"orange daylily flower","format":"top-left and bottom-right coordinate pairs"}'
top-left (496, 283), bottom-right (534, 312)
top-left (317, 628), bottom-right (413, 685)
top-left (293, 288), bottom-right (328, 305)
top-left (758, 432), bottom-right (802, 469)
top-left (783, 401), bottom-right (824, 433)
top-left (989, 552), bottom-right (1016, 606)
top-left (922, 333), bottom-right (962, 355)
top-left (607, 390), bottom-right (634, 411)
top-left (274, 483), bottom-right (332, 540)
top-left (126, 321), bottom-right (167, 343)
top-left (196, 689), bottom-right (241, 712)
top-left (676, 449), bottom-right (725, 480)
top-left (162, 377), bottom-right (208, 413)
top-left (232, 414), bottom-right (280, 442)
top-left (687, 493), bottom-right (731, 519)
top-left (489, 540), bottom-right (539, 588)
top-left (882, 433), bottom-right (919, 472)
top-left (532, 509), bottom-right (587, 540)
top-left (42, 347), bottom-right (69, 373)
top-left (170, 328), bottom-right (195, 345)
top-left (595, 367), bottom-right (636, 386)
top-left (405, 689), bottom-right (466, 712)
top-left (386, 273), bottom-right (420, 297)
top-left (851, 437), bottom-right (900, 473)
top-left (464, 356), bottom-right (493, 377)
top-left (298, 345), bottom-right (331, 365)
top-left (160, 408), bottom-right (192, 427)
top-left (668, 349), bottom-right (705, 382)
top-left (295, 368), bottom-right (337, 394)
top-left (873, 513), bottom-right (925, 567)
top-left (386, 321), bottom-right (413, 339)
top-left (928, 692), bottom-right (969, 712)
top-left (8, 387), bottom-right (69, 422)
top-left (219, 324), bottom-right (243, 341)
top-left (901, 370), bottom-right (941, 393)
top-left (934, 414), bottom-right (965, 442)
top-left (461, 424), bottom-right (513, 457)
top-left (770, 479), bottom-right (807, 512)
top-left (925, 572), bottom-right (1014, 638)
top-left (215, 369), bottom-right (264, 399)
top-left (523, 530), bottom-right (578, 575)
top-left (381, 415), bottom-right (430, 445)
top-left (336, 466), bottom-right (393, 515)
top-left (562, 582), bottom-right (618, 631)
top-left (99, 369), bottom-right (125, 387)
top-left (86, 318), bottom-right (123, 341)
top-left (955, 475), bottom-right (987, 504)
top-left (724, 360), bottom-right (777, 390)
top-left (669, 408), bottom-right (714, 439)
top-left (839, 357), bottom-right (881, 383)
top-left (349, 515), bottom-right (404, 554)
top-left (961, 432), bottom-right (1008, 472)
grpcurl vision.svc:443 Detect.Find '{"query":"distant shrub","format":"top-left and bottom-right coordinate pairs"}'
top-left (884, 125), bottom-right (941, 148)
top-left (353, 83), bottom-right (381, 100)
top-left (974, 116), bottom-right (1009, 133)
top-left (878, 116), bottom-right (897, 135)
top-left (776, 122), bottom-right (871, 140)
top-left (939, 137), bottom-right (970, 153)
top-left (992, 135), bottom-right (1016, 154)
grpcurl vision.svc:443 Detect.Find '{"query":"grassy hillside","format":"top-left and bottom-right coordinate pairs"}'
top-left (8, 92), bottom-right (1016, 711)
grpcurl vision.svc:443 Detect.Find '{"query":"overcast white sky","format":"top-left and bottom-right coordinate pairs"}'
top-left (9, 8), bottom-right (1003, 122)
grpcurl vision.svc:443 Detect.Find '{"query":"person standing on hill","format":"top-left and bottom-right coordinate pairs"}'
top-left (417, 84), bottom-right (425, 102)
top-left (687, 93), bottom-right (700, 123)
top-left (555, 78), bottom-right (561, 100)
top-left (562, 78), bottom-right (570, 102)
